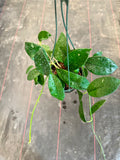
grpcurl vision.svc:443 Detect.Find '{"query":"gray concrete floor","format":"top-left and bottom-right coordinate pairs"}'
top-left (0, 0), bottom-right (120, 160)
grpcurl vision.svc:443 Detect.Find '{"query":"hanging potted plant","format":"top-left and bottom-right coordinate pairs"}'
top-left (25, 30), bottom-right (120, 158)
top-left (24, 0), bottom-right (120, 159)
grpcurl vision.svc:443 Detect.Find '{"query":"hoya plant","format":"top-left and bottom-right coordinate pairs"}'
top-left (25, 31), bottom-right (120, 158)
top-left (25, 1), bottom-right (120, 159)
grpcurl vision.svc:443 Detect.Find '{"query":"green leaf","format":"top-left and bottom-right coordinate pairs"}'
top-left (82, 67), bottom-right (88, 77)
top-left (38, 31), bottom-right (51, 42)
top-left (47, 50), bottom-right (53, 57)
top-left (91, 100), bottom-right (106, 114)
top-left (26, 65), bottom-right (34, 74)
top-left (87, 77), bottom-right (120, 97)
top-left (85, 56), bottom-right (118, 75)
top-left (77, 90), bottom-right (86, 122)
top-left (84, 68), bottom-right (88, 77)
top-left (34, 48), bottom-right (50, 76)
top-left (64, 49), bottom-right (91, 70)
top-left (34, 77), bottom-right (39, 85)
top-left (48, 73), bottom-right (65, 100)
top-left (59, 79), bottom-right (65, 88)
top-left (41, 44), bottom-right (51, 52)
top-left (54, 32), bottom-right (70, 62)
top-left (41, 44), bottom-right (52, 57)
top-left (93, 51), bottom-right (103, 57)
top-left (25, 42), bottom-right (41, 60)
top-left (33, 75), bottom-right (44, 85)
top-left (57, 69), bottom-right (90, 90)
top-left (38, 74), bottom-right (44, 85)
top-left (27, 68), bottom-right (40, 80)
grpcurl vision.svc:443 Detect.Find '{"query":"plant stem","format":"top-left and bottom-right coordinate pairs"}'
top-left (53, 57), bottom-right (61, 68)
top-left (46, 52), bottom-right (61, 69)
top-left (28, 76), bottom-right (48, 144)
top-left (89, 96), bottom-right (106, 160)
top-left (51, 61), bottom-right (59, 69)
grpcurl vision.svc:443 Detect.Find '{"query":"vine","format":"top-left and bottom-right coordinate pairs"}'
top-left (28, 76), bottom-right (48, 144)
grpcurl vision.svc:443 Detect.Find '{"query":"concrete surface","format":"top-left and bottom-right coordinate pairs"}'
top-left (0, 0), bottom-right (120, 160)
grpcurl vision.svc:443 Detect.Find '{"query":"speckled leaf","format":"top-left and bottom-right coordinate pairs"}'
top-left (26, 65), bottom-right (34, 74)
top-left (54, 32), bottom-right (70, 62)
top-left (87, 77), bottom-right (120, 97)
top-left (57, 69), bottom-right (90, 90)
top-left (93, 51), bottom-right (103, 57)
top-left (64, 49), bottom-right (91, 70)
top-left (85, 56), bottom-right (118, 75)
top-left (38, 31), bottom-right (51, 42)
top-left (77, 90), bottom-right (86, 122)
top-left (34, 48), bottom-right (50, 76)
top-left (91, 100), bottom-right (106, 114)
top-left (48, 73), bottom-right (65, 100)
top-left (27, 68), bottom-right (40, 80)
top-left (25, 42), bottom-right (41, 60)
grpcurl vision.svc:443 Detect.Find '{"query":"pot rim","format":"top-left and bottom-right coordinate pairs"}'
top-left (64, 88), bottom-right (75, 93)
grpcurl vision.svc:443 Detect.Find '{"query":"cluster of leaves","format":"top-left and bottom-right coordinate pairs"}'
top-left (25, 31), bottom-right (120, 122)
